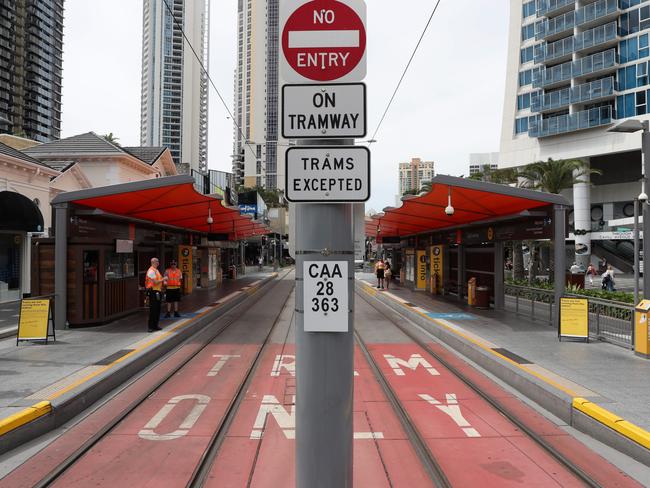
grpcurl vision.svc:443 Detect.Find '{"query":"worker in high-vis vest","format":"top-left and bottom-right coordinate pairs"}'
top-left (164, 260), bottom-right (183, 318)
top-left (145, 257), bottom-right (165, 332)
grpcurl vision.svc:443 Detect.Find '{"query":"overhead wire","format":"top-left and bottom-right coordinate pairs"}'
top-left (161, 0), bottom-right (258, 161)
top-left (368, 0), bottom-right (443, 145)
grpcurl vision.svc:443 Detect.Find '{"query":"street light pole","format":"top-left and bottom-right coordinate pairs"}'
top-left (643, 124), bottom-right (650, 299)
top-left (634, 198), bottom-right (640, 302)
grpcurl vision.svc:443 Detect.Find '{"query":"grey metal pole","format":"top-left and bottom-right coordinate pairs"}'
top-left (296, 139), bottom-right (354, 488)
top-left (494, 241), bottom-right (505, 310)
top-left (54, 204), bottom-right (68, 330)
top-left (457, 244), bottom-right (465, 302)
top-left (554, 205), bottom-right (567, 330)
top-left (634, 198), bottom-right (640, 303)
top-left (641, 127), bottom-right (650, 300)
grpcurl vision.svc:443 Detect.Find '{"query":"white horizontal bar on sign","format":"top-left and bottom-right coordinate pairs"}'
top-left (288, 30), bottom-right (360, 48)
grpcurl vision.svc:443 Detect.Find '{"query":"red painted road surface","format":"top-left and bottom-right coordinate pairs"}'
top-left (0, 341), bottom-right (640, 487)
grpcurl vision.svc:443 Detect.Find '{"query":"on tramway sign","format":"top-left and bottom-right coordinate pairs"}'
top-left (285, 146), bottom-right (370, 202)
top-left (282, 83), bottom-right (366, 139)
top-left (280, 0), bottom-right (367, 83)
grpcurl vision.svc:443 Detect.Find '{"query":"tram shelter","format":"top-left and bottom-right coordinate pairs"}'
top-left (366, 175), bottom-right (570, 322)
top-left (44, 176), bottom-right (270, 329)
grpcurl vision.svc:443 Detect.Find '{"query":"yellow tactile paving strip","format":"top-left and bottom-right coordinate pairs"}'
top-left (0, 274), bottom-right (278, 438)
top-left (359, 280), bottom-right (650, 450)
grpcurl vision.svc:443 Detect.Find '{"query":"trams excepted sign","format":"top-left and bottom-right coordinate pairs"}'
top-left (282, 83), bottom-right (366, 139)
top-left (280, 0), bottom-right (367, 83)
top-left (304, 261), bottom-right (348, 332)
top-left (285, 146), bottom-right (370, 202)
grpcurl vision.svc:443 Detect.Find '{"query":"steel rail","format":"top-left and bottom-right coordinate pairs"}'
top-left (32, 271), bottom-right (292, 488)
top-left (353, 328), bottom-right (452, 488)
top-left (188, 284), bottom-right (295, 487)
top-left (357, 288), bottom-right (603, 488)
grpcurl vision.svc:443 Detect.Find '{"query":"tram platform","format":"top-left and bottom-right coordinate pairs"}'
top-left (1, 270), bottom-right (646, 486)
top-left (0, 270), bottom-right (279, 458)
top-left (356, 272), bottom-right (650, 466)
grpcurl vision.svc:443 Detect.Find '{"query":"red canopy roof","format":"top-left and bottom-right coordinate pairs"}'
top-left (366, 175), bottom-right (568, 238)
top-left (51, 176), bottom-right (270, 239)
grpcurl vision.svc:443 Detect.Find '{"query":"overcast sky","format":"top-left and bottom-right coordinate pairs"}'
top-left (61, 0), bottom-right (509, 212)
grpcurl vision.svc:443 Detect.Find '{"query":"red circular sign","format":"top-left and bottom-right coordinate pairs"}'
top-left (282, 0), bottom-right (366, 82)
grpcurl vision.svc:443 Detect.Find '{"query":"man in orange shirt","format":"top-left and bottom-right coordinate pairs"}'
top-left (164, 260), bottom-right (183, 318)
top-left (145, 257), bottom-right (165, 332)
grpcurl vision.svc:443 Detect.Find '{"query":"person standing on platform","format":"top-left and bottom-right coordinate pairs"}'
top-left (375, 258), bottom-right (385, 289)
top-left (145, 257), bottom-right (165, 332)
top-left (384, 261), bottom-right (392, 290)
top-left (164, 260), bottom-right (183, 318)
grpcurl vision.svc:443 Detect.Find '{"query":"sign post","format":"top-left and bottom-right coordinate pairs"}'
top-left (17, 298), bottom-right (55, 345)
top-left (282, 1), bottom-right (367, 486)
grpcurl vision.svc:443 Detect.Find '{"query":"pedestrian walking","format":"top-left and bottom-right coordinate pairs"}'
top-left (164, 260), bottom-right (183, 318)
top-left (258, 255), bottom-right (264, 271)
top-left (384, 262), bottom-right (392, 290)
top-left (586, 263), bottom-right (597, 286)
top-left (375, 258), bottom-right (385, 289)
top-left (146, 257), bottom-right (165, 332)
top-left (601, 265), bottom-right (615, 291)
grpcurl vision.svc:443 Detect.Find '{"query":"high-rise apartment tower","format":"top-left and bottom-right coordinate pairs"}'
top-left (140, 0), bottom-right (209, 174)
top-left (0, 0), bottom-right (64, 142)
top-left (232, 0), bottom-right (283, 190)
top-left (398, 158), bottom-right (435, 195)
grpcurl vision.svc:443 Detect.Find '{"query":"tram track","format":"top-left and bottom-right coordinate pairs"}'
top-left (27, 271), bottom-right (294, 488)
top-left (356, 287), bottom-right (604, 488)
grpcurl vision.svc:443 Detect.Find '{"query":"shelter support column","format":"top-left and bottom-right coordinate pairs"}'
top-left (573, 159), bottom-right (591, 268)
top-left (554, 205), bottom-right (567, 329)
top-left (494, 241), bottom-right (505, 310)
top-left (54, 203), bottom-right (68, 330)
top-left (457, 244), bottom-right (465, 302)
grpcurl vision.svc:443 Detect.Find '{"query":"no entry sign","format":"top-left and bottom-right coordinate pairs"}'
top-left (280, 0), bottom-right (367, 83)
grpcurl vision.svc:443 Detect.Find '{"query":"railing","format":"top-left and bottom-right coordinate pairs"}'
top-left (505, 284), bottom-right (554, 325)
top-left (531, 76), bottom-right (615, 112)
top-left (534, 21), bottom-right (618, 64)
top-left (528, 105), bottom-right (612, 137)
top-left (536, 0), bottom-right (619, 40)
top-left (566, 293), bottom-right (634, 348)
top-left (504, 285), bottom-right (633, 348)
top-left (537, 0), bottom-right (575, 17)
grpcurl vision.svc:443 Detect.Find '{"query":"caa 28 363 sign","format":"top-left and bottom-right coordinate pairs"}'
top-left (285, 146), bottom-right (370, 202)
top-left (304, 260), bottom-right (348, 332)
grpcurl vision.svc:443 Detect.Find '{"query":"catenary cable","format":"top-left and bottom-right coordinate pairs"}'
top-left (368, 0), bottom-right (443, 145)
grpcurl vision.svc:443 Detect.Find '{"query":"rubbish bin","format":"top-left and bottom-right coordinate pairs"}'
top-left (228, 265), bottom-right (237, 280)
top-left (475, 286), bottom-right (490, 309)
top-left (634, 299), bottom-right (650, 358)
top-left (467, 277), bottom-right (477, 306)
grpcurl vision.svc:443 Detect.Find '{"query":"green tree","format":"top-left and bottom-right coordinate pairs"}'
top-left (518, 158), bottom-right (601, 283)
top-left (103, 132), bottom-right (120, 146)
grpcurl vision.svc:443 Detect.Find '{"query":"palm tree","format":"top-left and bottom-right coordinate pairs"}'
top-left (518, 158), bottom-right (602, 284)
top-left (103, 132), bottom-right (120, 146)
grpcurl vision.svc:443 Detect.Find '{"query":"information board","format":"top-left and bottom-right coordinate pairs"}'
top-left (285, 146), bottom-right (370, 202)
top-left (304, 260), bottom-right (348, 332)
top-left (416, 250), bottom-right (427, 290)
top-left (430, 245), bottom-right (444, 294)
top-left (559, 297), bottom-right (589, 341)
top-left (282, 83), bottom-right (366, 139)
top-left (179, 245), bottom-right (193, 294)
top-left (17, 299), bottom-right (54, 343)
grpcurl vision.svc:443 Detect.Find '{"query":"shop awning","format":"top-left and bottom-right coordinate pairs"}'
top-left (50, 176), bottom-right (271, 239)
top-left (366, 175), bottom-right (569, 239)
top-left (0, 191), bottom-right (44, 233)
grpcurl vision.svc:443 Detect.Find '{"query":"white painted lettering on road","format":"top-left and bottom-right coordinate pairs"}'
top-left (138, 394), bottom-right (210, 441)
top-left (207, 354), bottom-right (240, 376)
top-left (384, 353), bottom-right (441, 376)
top-left (419, 393), bottom-right (481, 438)
top-left (271, 354), bottom-right (359, 376)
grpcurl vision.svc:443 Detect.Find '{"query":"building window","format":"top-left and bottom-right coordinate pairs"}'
top-left (519, 69), bottom-right (533, 87)
top-left (521, 23), bottom-right (535, 42)
top-left (637, 90), bottom-right (646, 115)
top-left (522, 0), bottom-right (535, 18)
top-left (517, 93), bottom-right (531, 110)
top-left (520, 46), bottom-right (534, 64)
top-left (515, 117), bottom-right (529, 134)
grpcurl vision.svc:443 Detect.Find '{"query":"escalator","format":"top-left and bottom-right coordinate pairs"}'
top-left (592, 240), bottom-right (636, 274)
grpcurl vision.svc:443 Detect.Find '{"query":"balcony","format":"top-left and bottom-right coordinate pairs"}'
top-left (537, 0), bottom-right (575, 18)
top-left (531, 76), bottom-right (616, 113)
top-left (536, 0), bottom-right (619, 41)
top-left (529, 105), bottom-right (613, 137)
top-left (535, 21), bottom-right (618, 64)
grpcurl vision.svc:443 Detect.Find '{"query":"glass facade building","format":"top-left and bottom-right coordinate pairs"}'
top-left (0, 0), bottom-right (64, 142)
top-left (515, 0), bottom-right (650, 139)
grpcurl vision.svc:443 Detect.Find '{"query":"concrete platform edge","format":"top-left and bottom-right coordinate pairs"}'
top-left (0, 273), bottom-right (279, 456)
top-left (357, 281), bottom-right (650, 467)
